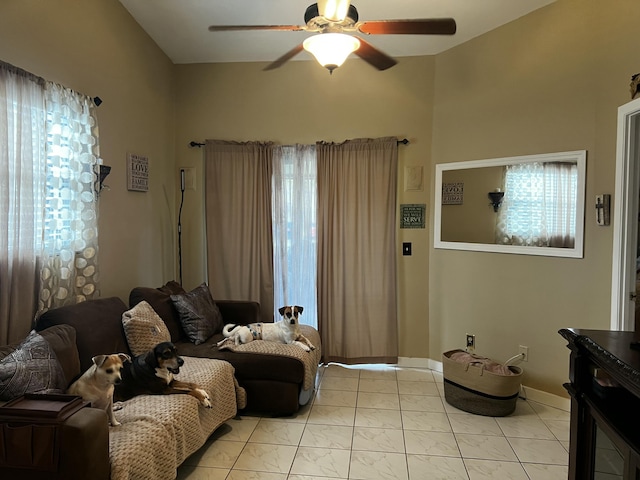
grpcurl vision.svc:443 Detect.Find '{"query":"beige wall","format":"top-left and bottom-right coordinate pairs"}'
top-left (174, 58), bottom-right (435, 358)
top-left (0, 0), bottom-right (176, 302)
top-left (431, 0), bottom-right (640, 395)
top-left (2, 0), bottom-right (639, 397)
top-left (440, 166), bottom-right (503, 244)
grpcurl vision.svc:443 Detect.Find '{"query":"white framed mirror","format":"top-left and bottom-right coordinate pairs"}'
top-left (434, 150), bottom-right (587, 258)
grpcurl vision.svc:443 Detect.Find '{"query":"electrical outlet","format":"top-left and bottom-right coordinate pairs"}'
top-left (466, 334), bottom-right (475, 351)
top-left (519, 345), bottom-right (529, 362)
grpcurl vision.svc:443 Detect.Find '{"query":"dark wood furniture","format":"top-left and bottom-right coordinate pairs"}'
top-left (559, 328), bottom-right (640, 479)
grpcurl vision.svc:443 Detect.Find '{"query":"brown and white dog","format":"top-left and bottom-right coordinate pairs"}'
top-left (218, 306), bottom-right (315, 352)
top-left (114, 342), bottom-right (211, 408)
top-left (68, 353), bottom-right (130, 426)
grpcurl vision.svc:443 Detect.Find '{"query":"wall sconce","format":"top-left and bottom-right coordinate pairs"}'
top-left (96, 164), bottom-right (111, 195)
top-left (488, 190), bottom-right (505, 212)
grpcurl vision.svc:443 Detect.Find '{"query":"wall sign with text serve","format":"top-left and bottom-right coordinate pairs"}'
top-left (127, 153), bottom-right (149, 192)
top-left (400, 204), bottom-right (426, 229)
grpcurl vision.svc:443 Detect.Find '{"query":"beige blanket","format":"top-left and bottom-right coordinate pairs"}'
top-left (218, 324), bottom-right (321, 391)
top-left (108, 357), bottom-right (244, 480)
top-left (449, 351), bottom-right (516, 376)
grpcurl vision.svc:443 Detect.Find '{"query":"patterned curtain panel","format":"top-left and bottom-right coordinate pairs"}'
top-left (38, 83), bottom-right (101, 313)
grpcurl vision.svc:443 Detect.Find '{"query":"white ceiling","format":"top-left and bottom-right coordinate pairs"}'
top-left (118, 0), bottom-right (556, 65)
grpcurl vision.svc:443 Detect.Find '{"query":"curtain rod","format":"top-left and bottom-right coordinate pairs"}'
top-left (0, 60), bottom-right (102, 106)
top-left (189, 138), bottom-right (410, 148)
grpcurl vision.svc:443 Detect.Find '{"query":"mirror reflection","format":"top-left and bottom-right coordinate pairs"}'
top-left (434, 151), bottom-right (586, 258)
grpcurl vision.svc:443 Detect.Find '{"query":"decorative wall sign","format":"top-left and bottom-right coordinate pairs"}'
top-left (400, 204), bottom-right (426, 229)
top-left (127, 153), bottom-right (149, 192)
top-left (442, 182), bottom-right (464, 205)
top-left (404, 166), bottom-right (424, 191)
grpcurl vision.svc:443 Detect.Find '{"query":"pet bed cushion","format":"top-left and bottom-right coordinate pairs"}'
top-left (108, 357), bottom-right (243, 480)
top-left (0, 330), bottom-right (67, 400)
top-left (122, 301), bottom-right (172, 356)
top-left (171, 283), bottom-right (223, 345)
top-left (217, 324), bottom-right (321, 391)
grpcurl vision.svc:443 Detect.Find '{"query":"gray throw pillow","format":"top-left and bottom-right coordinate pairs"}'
top-left (38, 324), bottom-right (81, 387)
top-left (0, 331), bottom-right (67, 401)
top-left (170, 283), bottom-right (224, 345)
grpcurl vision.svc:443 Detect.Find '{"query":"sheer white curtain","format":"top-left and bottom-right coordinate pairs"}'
top-left (38, 83), bottom-right (101, 313)
top-left (272, 145), bottom-right (317, 327)
top-left (543, 162), bottom-right (577, 248)
top-left (0, 64), bottom-right (46, 344)
top-left (496, 162), bottom-right (577, 247)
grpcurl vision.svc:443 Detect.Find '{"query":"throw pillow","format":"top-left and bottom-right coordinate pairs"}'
top-left (170, 283), bottom-right (223, 345)
top-left (38, 324), bottom-right (81, 387)
top-left (0, 331), bottom-right (67, 401)
top-left (129, 281), bottom-right (186, 341)
top-left (122, 300), bottom-right (171, 356)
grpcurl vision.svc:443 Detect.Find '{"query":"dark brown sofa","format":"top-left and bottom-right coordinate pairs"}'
top-left (25, 296), bottom-right (241, 480)
top-left (0, 284), bottom-right (319, 478)
top-left (128, 282), bottom-right (321, 415)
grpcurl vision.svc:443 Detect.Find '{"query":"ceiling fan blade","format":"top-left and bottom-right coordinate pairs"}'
top-left (209, 25), bottom-right (305, 32)
top-left (358, 18), bottom-right (457, 35)
top-left (263, 43), bottom-right (305, 71)
top-left (354, 38), bottom-right (397, 71)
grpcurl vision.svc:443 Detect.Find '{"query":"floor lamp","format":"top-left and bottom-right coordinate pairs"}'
top-left (178, 169), bottom-right (185, 285)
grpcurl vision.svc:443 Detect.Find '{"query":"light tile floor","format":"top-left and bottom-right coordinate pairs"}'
top-left (177, 363), bottom-right (569, 480)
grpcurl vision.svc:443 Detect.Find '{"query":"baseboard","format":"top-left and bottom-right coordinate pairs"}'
top-left (397, 356), bottom-right (433, 370)
top-left (521, 385), bottom-right (570, 412)
top-left (398, 356), bottom-right (444, 372)
top-left (397, 357), bottom-right (570, 412)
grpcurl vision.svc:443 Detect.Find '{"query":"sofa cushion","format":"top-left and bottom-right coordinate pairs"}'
top-left (35, 297), bottom-right (131, 373)
top-left (0, 330), bottom-right (67, 400)
top-left (38, 324), bottom-right (81, 386)
top-left (170, 283), bottom-right (223, 345)
top-left (122, 300), bottom-right (171, 356)
top-left (129, 281), bottom-right (186, 342)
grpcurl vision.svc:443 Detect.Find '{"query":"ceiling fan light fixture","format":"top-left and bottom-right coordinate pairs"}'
top-left (303, 33), bottom-right (360, 73)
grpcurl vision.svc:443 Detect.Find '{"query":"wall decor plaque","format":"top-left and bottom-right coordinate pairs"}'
top-left (400, 204), bottom-right (426, 229)
top-left (442, 182), bottom-right (464, 205)
top-left (127, 153), bottom-right (149, 192)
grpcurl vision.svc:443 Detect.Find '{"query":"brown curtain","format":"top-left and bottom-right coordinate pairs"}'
top-left (316, 137), bottom-right (399, 364)
top-left (204, 140), bottom-right (274, 323)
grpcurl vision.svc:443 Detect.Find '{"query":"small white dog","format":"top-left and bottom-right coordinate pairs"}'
top-left (218, 306), bottom-right (315, 352)
top-left (68, 353), bottom-right (130, 426)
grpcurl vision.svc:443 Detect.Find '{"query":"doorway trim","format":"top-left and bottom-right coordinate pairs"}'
top-left (611, 97), bottom-right (640, 331)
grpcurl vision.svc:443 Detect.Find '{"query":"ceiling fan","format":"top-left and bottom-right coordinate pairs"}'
top-left (208, 0), bottom-right (456, 73)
